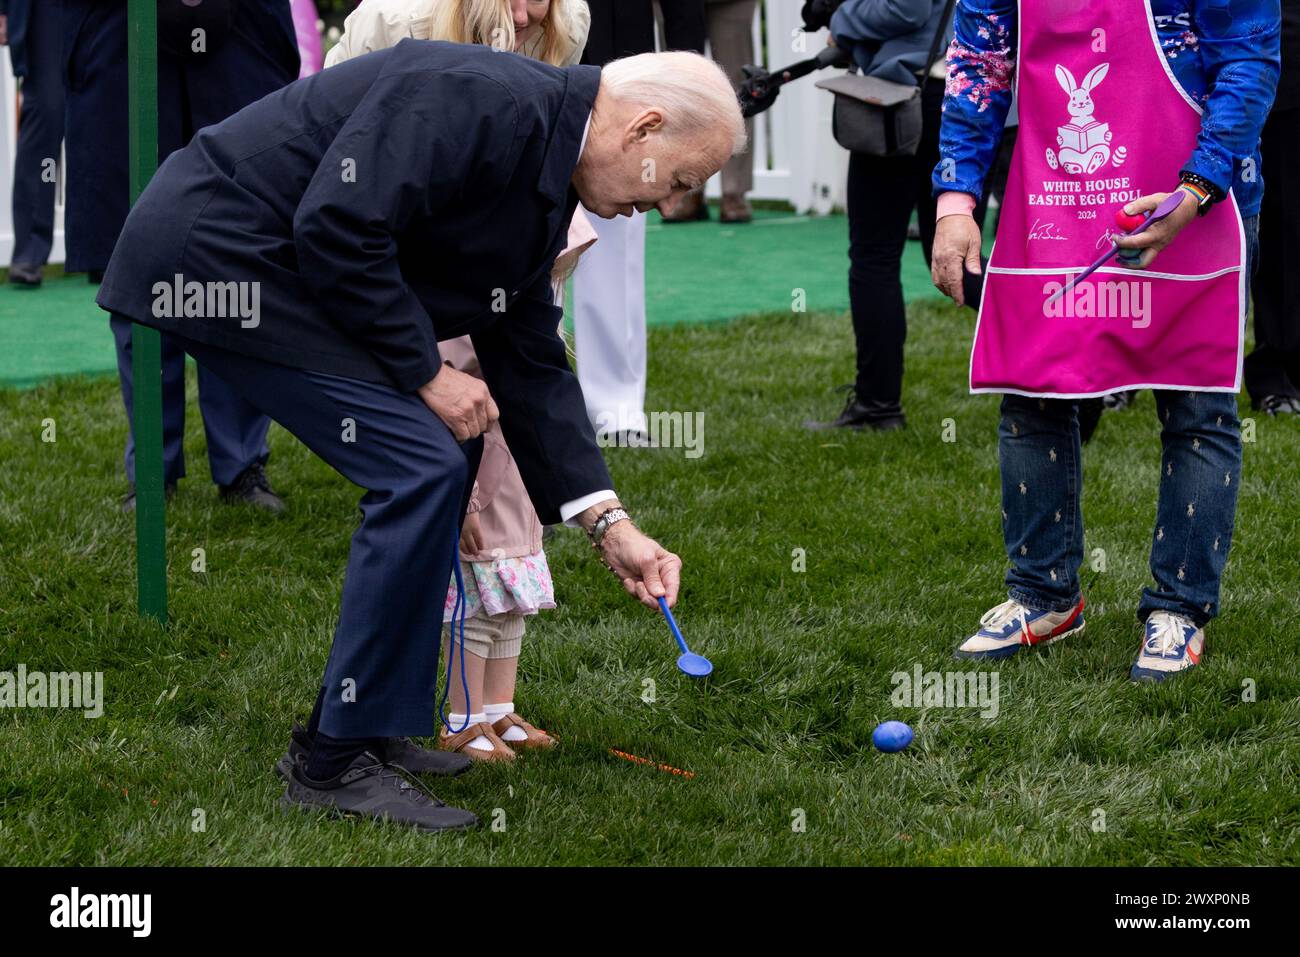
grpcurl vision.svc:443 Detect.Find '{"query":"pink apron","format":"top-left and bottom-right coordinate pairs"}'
top-left (971, 0), bottom-right (1246, 397)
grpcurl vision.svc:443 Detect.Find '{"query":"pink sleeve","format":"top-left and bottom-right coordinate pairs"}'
top-left (936, 191), bottom-right (978, 221)
top-left (437, 334), bottom-right (480, 376)
top-left (466, 427), bottom-right (509, 514)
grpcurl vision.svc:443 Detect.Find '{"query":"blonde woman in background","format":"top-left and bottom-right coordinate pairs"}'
top-left (328, 0), bottom-right (597, 762)
top-left (326, 0), bottom-right (589, 67)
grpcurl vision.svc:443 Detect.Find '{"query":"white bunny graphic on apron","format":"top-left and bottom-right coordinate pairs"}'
top-left (1045, 62), bottom-right (1125, 174)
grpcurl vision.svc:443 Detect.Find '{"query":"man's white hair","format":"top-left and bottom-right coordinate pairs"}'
top-left (600, 51), bottom-right (747, 156)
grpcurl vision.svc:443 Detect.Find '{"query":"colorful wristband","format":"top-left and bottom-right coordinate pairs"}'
top-left (1178, 172), bottom-right (1222, 216)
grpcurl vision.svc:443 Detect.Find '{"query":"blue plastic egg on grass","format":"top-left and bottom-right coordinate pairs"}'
top-left (872, 720), bottom-right (914, 753)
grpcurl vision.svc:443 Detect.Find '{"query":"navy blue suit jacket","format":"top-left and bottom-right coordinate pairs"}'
top-left (97, 41), bottom-right (613, 522)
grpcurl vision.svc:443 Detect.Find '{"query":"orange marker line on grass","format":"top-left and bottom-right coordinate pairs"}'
top-left (608, 749), bottom-right (695, 780)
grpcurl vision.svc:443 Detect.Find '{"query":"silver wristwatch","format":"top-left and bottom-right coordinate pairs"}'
top-left (589, 507), bottom-right (631, 549)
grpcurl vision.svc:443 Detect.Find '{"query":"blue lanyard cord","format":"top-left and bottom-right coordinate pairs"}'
top-left (436, 533), bottom-right (471, 733)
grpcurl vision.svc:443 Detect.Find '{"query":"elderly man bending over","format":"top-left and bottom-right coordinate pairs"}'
top-left (97, 41), bottom-right (745, 831)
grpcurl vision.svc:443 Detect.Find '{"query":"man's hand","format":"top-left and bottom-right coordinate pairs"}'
top-left (599, 521), bottom-right (682, 611)
top-left (459, 510), bottom-right (483, 554)
top-left (932, 214), bottom-right (983, 306)
top-left (1113, 190), bottom-right (1199, 269)
top-left (0, 16), bottom-right (8, 47)
top-left (418, 365), bottom-right (499, 441)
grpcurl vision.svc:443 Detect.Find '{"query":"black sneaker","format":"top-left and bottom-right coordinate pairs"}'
top-left (1255, 394), bottom-right (1300, 416)
top-left (273, 723), bottom-right (471, 781)
top-left (218, 463), bottom-right (286, 514)
top-left (803, 386), bottom-right (906, 432)
top-left (384, 735), bottom-right (474, 777)
top-left (121, 481), bottom-right (178, 513)
top-left (281, 751), bottom-right (478, 832)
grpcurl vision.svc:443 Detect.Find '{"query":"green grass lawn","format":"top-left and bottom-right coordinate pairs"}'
top-left (2, 301), bottom-right (1298, 865)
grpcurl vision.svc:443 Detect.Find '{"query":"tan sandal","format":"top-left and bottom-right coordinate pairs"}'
top-left (490, 713), bottom-right (557, 751)
top-left (439, 721), bottom-right (515, 762)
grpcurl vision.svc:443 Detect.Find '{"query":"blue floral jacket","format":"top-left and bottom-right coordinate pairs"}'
top-left (932, 0), bottom-right (1281, 217)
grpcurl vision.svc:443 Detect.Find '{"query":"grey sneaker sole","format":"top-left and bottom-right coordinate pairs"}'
top-left (279, 783), bottom-right (478, 832)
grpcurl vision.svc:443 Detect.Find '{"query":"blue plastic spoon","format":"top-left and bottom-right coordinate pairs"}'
top-left (657, 597), bottom-right (713, 678)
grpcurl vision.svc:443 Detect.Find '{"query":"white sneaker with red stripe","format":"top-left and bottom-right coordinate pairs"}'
top-left (1130, 611), bottom-right (1205, 682)
top-left (954, 596), bottom-right (1086, 660)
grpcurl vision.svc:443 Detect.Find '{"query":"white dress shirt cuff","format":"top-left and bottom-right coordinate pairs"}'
top-left (560, 490), bottom-right (618, 527)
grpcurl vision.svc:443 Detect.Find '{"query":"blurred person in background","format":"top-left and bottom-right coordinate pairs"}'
top-left (62, 0), bottom-right (300, 512)
top-left (804, 0), bottom-right (988, 433)
top-left (327, 0), bottom-right (587, 65)
top-left (291, 0), bottom-right (325, 76)
top-left (2, 0), bottom-right (63, 288)
top-left (661, 0), bottom-right (757, 223)
top-left (573, 0), bottom-right (706, 442)
top-left (1247, 0), bottom-right (1300, 416)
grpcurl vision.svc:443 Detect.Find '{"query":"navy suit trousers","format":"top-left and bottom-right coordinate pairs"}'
top-left (10, 0), bottom-right (63, 268)
top-left (110, 315), bottom-right (270, 486)
top-left (176, 336), bottom-right (480, 739)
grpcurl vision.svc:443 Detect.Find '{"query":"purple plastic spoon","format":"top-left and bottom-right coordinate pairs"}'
top-left (1045, 191), bottom-right (1187, 306)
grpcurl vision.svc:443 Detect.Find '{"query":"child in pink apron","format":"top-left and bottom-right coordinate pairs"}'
top-left (930, 0), bottom-right (1277, 681)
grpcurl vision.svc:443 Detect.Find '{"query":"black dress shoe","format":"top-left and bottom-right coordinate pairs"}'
top-left (86, 269), bottom-right (105, 285)
top-left (218, 462), bottom-right (286, 513)
top-left (719, 194), bottom-right (753, 223)
top-left (281, 751), bottom-right (477, 832)
top-left (599, 428), bottom-right (653, 448)
top-left (121, 481), bottom-right (178, 513)
top-left (1102, 389), bottom-right (1138, 411)
top-left (1254, 394), bottom-right (1300, 416)
top-left (803, 387), bottom-right (906, 431)
top-left (274, 723), bottom-right (472, 781)
top-left (660, 188), bottom-right (708, 223)
top-left (7, 262), bottom-right (43, 286)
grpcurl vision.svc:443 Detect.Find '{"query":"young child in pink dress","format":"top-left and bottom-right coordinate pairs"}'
top-left (437, 212), bottom-right (597, 762)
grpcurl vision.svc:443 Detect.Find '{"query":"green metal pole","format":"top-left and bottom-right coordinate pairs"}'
top-left (127, 0), bottom-right (166, 622)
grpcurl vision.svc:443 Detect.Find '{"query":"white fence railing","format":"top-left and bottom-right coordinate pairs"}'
top-left (0, 2), bottom-right (845, 266)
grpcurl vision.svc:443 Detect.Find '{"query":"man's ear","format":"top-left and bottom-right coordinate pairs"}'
top-left (627, 108), bottom-right (666, 145)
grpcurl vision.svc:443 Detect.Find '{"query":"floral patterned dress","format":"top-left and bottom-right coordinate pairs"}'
top-left (443, 552), bottom-right (556, 623)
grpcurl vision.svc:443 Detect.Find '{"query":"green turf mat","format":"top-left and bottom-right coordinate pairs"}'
top-left (0, 274), bottom-right (116, 388)
top-left (643, 206), bottom-right (863, 326)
